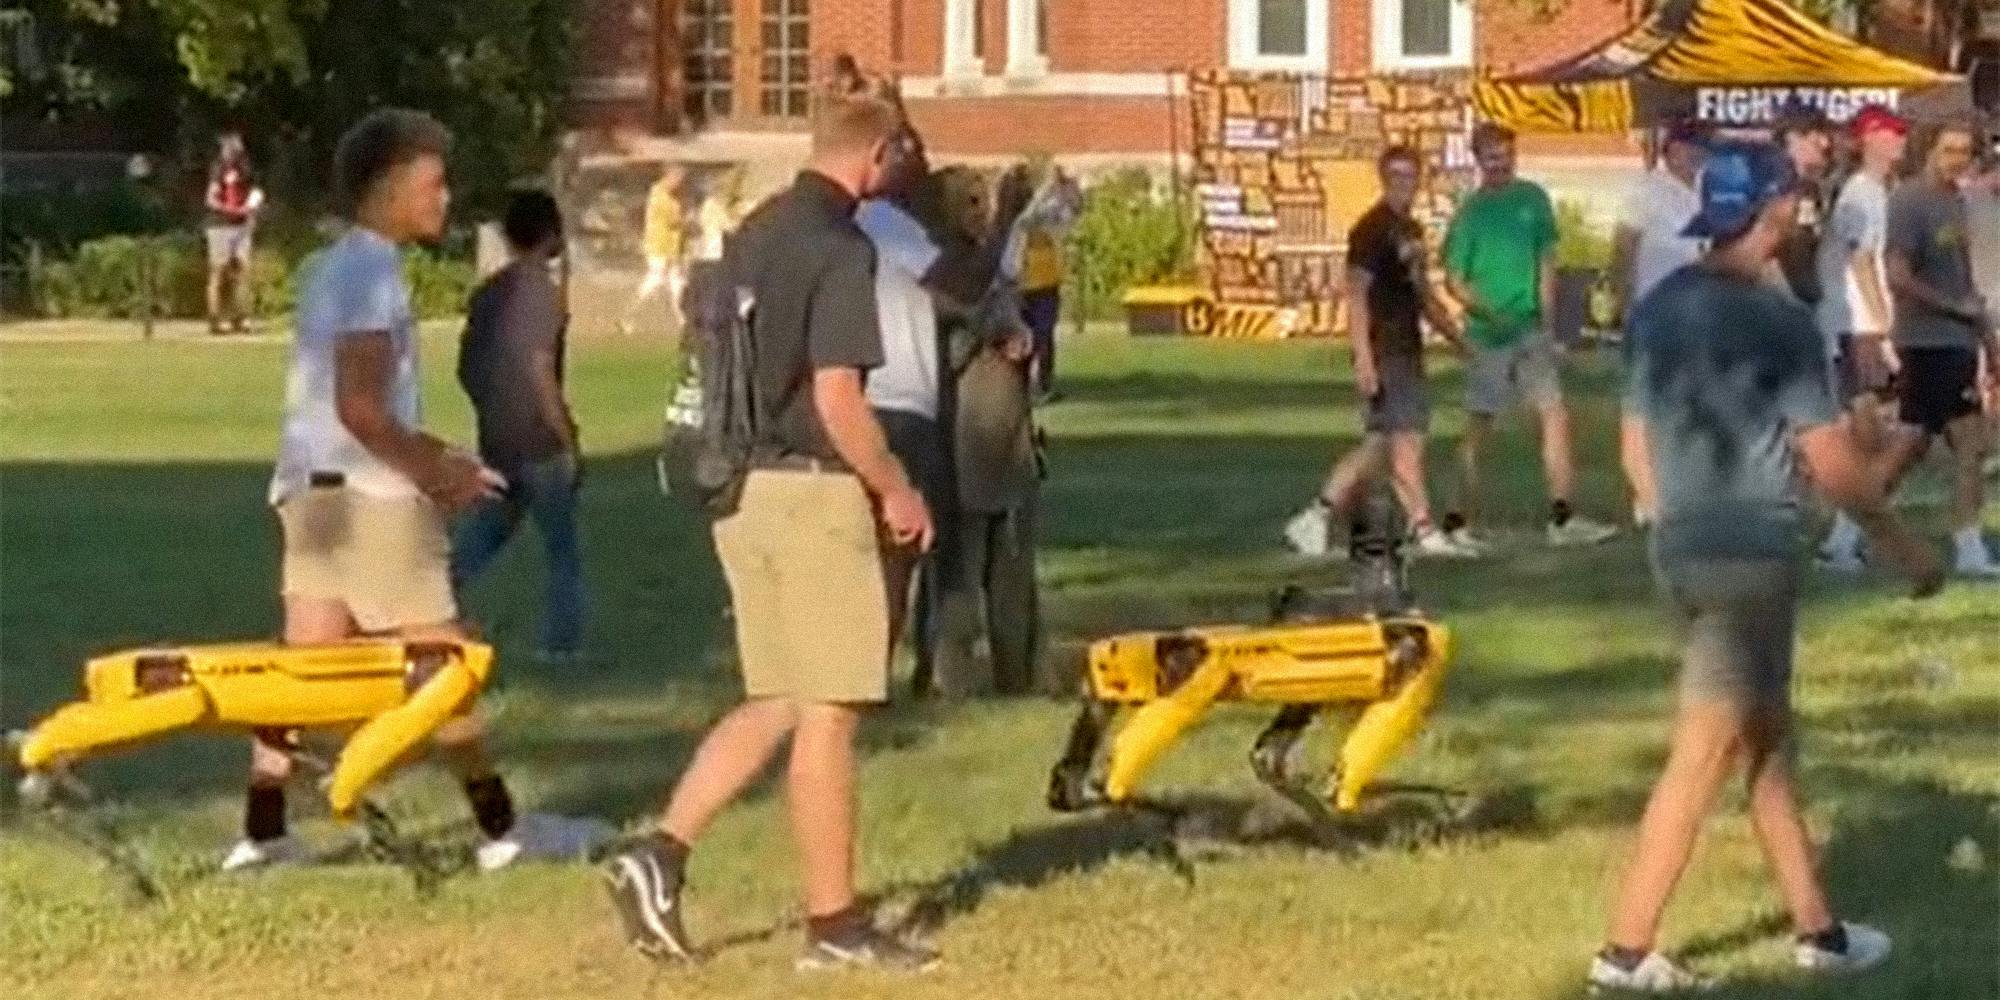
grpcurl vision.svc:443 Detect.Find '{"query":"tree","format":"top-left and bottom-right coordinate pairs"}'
top-left (4, 0), bottom-right (577, 219)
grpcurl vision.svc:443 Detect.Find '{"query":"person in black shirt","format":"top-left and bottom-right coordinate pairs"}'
top-left (605, 66), bottom-right (941, 973)
top-left (1773, 103), bottom-right (1836, 306)
top-left (1281, 145), bottom-right (1474, 559)
top-left (451, 190), bottom-right (584, 661)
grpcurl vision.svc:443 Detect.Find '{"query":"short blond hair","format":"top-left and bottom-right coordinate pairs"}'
top-left (813, 58), bottom-right (903, 155)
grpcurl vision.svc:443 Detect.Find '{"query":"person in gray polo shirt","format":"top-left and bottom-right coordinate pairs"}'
top-left (1592, 141), bottom-right (1942, 994)
top-left (1880, 117), bottom-right (2000, 578)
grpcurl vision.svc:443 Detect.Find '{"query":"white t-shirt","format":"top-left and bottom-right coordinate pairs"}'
top-left (1618, 169), bottom-right (1704, 309)
top-left (856, 199), bottom-right (943, 420)
top-left (269, 226), bottom-right (423, 505)
top-left (1815, 172), bottom-right (1891, 347)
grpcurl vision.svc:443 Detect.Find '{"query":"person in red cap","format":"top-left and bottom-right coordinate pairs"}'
top-left (1814, 104), bottom-right (1908, 571)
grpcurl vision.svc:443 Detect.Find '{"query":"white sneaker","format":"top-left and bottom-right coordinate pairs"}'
top-left (1445, 526), bottom-right (1492, 556)
top-left (1794, 921), bottom-right (1891, 974)
top-left (1412, 527), bottom-right (1481, 559)
top-left (219, 835), bottom-right (309, 873)
top-left (476, 812), bottom-right (616, 872)
top-left (1952, 536), bottom-right (2000, 578)
top-left (1283, 504), bottom-right (1333, 557)
top-left (1587, 951), bottom-right (1714, 993)
top-left (1549, 515), bottom-right (1620, 547)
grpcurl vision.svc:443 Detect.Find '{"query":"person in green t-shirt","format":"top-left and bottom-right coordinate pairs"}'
top-left (1440, 122), bottom-right (1619, 550)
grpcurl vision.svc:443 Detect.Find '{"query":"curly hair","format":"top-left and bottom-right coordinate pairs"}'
top-left (332, 109), bottom-right (451, 217)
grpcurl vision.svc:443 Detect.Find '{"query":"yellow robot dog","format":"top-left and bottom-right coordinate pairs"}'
top-left (16, 639), bottom-right (492, 819)
top-left (1048, 502), bottom-right (1452, 826)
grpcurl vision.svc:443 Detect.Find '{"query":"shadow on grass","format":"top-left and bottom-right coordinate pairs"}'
top-left (1542, 754), bottom-right (1999, 1000)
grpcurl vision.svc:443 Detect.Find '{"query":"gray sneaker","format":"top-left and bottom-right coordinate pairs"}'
top-left (797, 924), bottom-right (941, 973)
top-left (1549, 515), bottom-right (1620, 547)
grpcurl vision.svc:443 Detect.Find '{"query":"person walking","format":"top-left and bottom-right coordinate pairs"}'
top-left (1592, 140), bottom-right (1943, 993)
top-left (602, 77), bottom-right (942, 971)
top-left (1441, 122), bottom-right (1620, 550)
top-left (1610, 119), bottom-right (1710, 529)
top-left (1879, 117), bottom-right (2000, 578)
top-left (235, 110), bottom-right (605, 874)
top-left (1814, 105), bottom-right (1909, 572)
top-left (451, 190), bottom-right (587, 663)
top-left (1283, 145), bottom-right (1477, 560)
top-left (622, 164), bottom-right (688, 335)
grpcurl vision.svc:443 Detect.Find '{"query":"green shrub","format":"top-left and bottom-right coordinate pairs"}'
top-left (1554, 198), bottom-right (1613, 271)
top-left (1064, 170), bottom-right (1197, 321)
top-left (403, 247), bottom-right (476, 321)
top-left (25, 231), bottom-right (471, 322)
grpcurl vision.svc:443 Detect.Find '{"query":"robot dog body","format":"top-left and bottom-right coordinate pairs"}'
top-left (1049, 500), bottom-right (1452, 818)
top-left (16, 639), bottom-right (491, 818)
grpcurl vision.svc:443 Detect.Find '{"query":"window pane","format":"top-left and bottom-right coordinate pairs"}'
top-left (761, 90), bottom-right (781, 115)
top-left (786, 53), bottom-right (808, 78)
top-left (1401, 0), bottom-right (1450, 56)
top-left (786, 21), bottom-right (808, 48)
top-left (972, 0), bottom-right (986, 56)
top-left (1035, 0), bottom-right (1048, 55)
top-left (1257, 0), bottom-right (1307, 57)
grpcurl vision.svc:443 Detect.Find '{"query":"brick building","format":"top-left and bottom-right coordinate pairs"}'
top-left (572, 0), bottom-right (1649, 158)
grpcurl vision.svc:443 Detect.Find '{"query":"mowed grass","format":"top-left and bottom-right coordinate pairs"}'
top-left (0, 328), bottom-right (1994, 1000)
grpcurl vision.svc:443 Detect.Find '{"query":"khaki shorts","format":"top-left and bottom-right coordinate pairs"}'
top-left (713, 469), bottom-right (890, 703)
top-left (277, 487), bottom-right (455, 633)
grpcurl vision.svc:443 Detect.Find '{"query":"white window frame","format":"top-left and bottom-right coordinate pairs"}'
top-left (944, 0), bottom-right (982, 79)
top-left (1227, 0), bottom-right (1329, 73)
top-left (1005, 0), bottom-right (1050, 78)
top-left (1371, 0), bottom-right (1473, 72)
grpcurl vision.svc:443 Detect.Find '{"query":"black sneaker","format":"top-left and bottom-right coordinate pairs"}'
top-left (796, 924), bottom-right (941, 973)
top-left (603, 839), bottom-right (696, 963)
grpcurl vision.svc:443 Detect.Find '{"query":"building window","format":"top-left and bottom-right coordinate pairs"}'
top-left (1373, 0), bottom-right (1471, 70)
top-left (758, 0), bottom-right (809, 117)
top-left (973, 0), bottom-right (986, 56)
top-left (1035, 0), bottom-right (1047, 56)
top-left (681, 0), bottom-right (734, 123)
top-left (1227, 0), bottom-right (1328, 72)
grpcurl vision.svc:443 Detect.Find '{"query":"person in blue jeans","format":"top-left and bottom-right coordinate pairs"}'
top-left (453, 190), bottom-right (585, 661)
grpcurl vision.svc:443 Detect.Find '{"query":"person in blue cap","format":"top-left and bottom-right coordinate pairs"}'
top-left (1592, 140), bottom-right (1944, 993)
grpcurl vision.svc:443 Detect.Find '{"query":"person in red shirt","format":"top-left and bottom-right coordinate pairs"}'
top-left (205, 130), bottom-right (263, 334)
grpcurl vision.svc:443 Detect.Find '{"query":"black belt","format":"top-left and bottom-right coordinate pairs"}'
top-left (309, 470), bottom-right (347, 488)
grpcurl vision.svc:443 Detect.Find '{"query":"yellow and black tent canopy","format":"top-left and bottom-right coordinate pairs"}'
top-left (1474, 0), bottom-right (1962, 132)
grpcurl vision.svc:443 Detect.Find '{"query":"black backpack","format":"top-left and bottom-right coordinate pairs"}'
top-left (658, 260), bottom-right (759, 518)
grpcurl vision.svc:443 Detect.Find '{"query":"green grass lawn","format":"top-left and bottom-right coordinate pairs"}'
top-left (1, 330), bottom-right (1993, 1000)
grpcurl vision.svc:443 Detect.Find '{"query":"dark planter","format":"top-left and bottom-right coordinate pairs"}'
top-left (1552, 266), bottom-right (1601, 348)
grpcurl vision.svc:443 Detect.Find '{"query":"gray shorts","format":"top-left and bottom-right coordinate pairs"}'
top-left (1364, 353), bottom-right (1430, 434)
top-left (1466, 336), bottom-right (1563, 416)
top-left (205, 225), bottom-right (252, 268)
top-left (1654, 557), bottom-right (1799, 708)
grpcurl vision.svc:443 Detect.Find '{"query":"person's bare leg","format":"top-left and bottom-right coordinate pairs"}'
top-left (788, 701), bottom-right (862, 918)
top-left (255, 596), bottom-right (358, 785)
top-left (1620, 411), bottom-right (1657, 524)
top-left (659, 698), bottom-right (800, 843)
top-left (1741, 707), bottom-right (1834, 936)
top-left (1944, 413), bottom-right (1990, 534)
top-left (1387, 432), bottom-right (1433, 527)
top-left (1607, 700), bottom-right (1745, 951)
top-left (1319, 435), bottom-right (1389, 520)
top-left (206, 265), bottom-right (227, 332)
top-left (1454, 414), bottom-right (1494, 526)
top-left (1539, 401), bottom-right (1578, 505)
